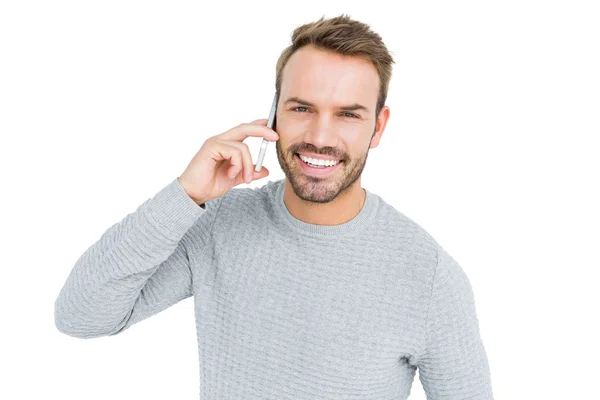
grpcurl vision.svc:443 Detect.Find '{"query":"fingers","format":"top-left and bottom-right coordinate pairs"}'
top-left (219, 143), bottom-right (243, 179)
top-left (221, 121), bottom-right (279, 142)
top-left (249, 118), bottom-right (268, 125)
top-left (225, 141), bottom-right (254, 183)
top-left (208, 119), bottom-right (279, 184)
top-left (218, 140), bottom-right (257, 184)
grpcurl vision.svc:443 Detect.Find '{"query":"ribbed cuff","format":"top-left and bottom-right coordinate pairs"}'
top-left (144, 176), bottom-right (207, 235)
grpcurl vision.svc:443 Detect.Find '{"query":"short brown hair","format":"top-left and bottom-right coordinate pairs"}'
top-left (275, 14), bottom-right (395, 118)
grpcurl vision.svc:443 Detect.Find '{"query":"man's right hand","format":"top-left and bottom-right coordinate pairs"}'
top-left (178, 119), bottom-right (279, 205)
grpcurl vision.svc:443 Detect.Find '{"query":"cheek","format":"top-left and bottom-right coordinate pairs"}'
top-left (278, 118), bottom-right (312, 137)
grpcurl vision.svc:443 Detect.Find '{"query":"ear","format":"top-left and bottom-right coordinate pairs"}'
top-left (370, 106), bottom-right (390, 148)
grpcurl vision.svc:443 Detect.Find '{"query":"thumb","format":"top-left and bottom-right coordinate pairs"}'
top-left (252, 165), bottom-right (269, 180)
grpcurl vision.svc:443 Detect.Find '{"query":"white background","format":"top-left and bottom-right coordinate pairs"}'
top-left (1, 1), bottom-right (598, 399)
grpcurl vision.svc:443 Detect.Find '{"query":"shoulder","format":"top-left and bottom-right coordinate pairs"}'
top-left (219, 179), bottom-right (279, 212)
top-left (372, 195), bottom-right (439, 263)
top-left (369, 195), bottom-right (473, 293)
top-left (195, 180), bottom-right (281, 233)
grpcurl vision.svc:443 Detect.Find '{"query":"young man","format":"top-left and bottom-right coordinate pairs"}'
top-left (55, 14), bottom-right (494, 400)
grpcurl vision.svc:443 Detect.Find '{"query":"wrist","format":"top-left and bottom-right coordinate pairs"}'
top-left (177, 176), bottom-right (205, 208)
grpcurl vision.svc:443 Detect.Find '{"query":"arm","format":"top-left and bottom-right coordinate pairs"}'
top-left (54, 177), bottom-right (222, 338)
top-left (413, 243), bottom-right (494, 399)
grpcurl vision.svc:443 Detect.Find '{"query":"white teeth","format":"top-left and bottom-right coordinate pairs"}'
top-left (298, 154), bottom-right (340, 167)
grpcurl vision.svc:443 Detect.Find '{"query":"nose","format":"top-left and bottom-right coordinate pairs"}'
top-left (302, 114), bottom-right (339, 151)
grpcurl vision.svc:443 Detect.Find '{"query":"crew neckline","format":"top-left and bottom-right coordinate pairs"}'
top-left (273, 178), bottom-right (378, 237)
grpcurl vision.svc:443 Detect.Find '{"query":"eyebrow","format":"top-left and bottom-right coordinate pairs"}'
top-left (283, 96), bottom-right (369, 113)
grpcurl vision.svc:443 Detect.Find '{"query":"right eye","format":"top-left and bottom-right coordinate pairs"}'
top-left (292, 107), bottom-right (309, 112)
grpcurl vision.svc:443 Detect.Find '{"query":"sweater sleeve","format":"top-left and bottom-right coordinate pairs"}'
top-left (54, 177), bottom-right (223, 339)
top-left (413, 243), bottom-right (494, 399)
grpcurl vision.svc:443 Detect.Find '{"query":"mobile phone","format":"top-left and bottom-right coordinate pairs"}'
top-left (254, 92), bottom-right (278, 172)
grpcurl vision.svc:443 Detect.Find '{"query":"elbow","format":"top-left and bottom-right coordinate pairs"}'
top-left (54, 297), bottom-right (129, 339)
top-left (54, 300), bottom-right (97, 339)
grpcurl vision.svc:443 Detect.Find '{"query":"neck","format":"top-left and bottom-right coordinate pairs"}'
top-left (283, 179), bottom-right (367, 226)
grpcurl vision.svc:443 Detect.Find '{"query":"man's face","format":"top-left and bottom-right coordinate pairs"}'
top-left (275, 44), bottom-right (387, 204)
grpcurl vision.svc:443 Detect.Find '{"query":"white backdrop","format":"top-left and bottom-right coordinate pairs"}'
top-left (1, 1), bottom-right (598, 399)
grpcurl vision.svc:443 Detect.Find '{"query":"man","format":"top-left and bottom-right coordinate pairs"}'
top-left (55, 14), bottom-right (494, 399)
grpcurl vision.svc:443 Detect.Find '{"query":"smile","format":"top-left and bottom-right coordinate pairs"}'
top-left (295, 153), bottom-right (343, 176)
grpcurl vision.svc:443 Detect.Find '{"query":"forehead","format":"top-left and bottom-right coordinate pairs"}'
top-left (281, 45), bottom-right (379, 107)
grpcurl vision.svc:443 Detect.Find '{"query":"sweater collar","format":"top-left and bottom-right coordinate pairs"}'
top-left (273, 178), bottom-right (378, 237)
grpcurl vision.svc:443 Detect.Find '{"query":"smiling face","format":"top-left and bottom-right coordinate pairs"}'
top-left (275, 44), bottom-right (389, 204)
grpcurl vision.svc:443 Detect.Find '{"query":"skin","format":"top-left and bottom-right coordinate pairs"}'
top-left (274, 44), bottom-right (391, 226)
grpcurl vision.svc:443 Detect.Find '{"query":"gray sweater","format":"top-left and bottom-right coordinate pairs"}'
top-left (55, 177), bottom-right (494, 399)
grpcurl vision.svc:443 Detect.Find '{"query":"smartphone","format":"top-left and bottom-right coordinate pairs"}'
top-left (254, 92), bottom-right (278, 172)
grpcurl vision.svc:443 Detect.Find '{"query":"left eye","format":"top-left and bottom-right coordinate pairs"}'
top-left (292, 107), bottom-right (357, 119)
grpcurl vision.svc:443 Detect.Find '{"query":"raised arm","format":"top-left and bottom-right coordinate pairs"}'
top-left (54, 177), bottom-right (222, 338)
top-left (55, 118), bottom-right (279, 339)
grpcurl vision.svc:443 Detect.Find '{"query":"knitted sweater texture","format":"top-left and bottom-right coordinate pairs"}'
top-left (55, 177), bottom-right (494, 399)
